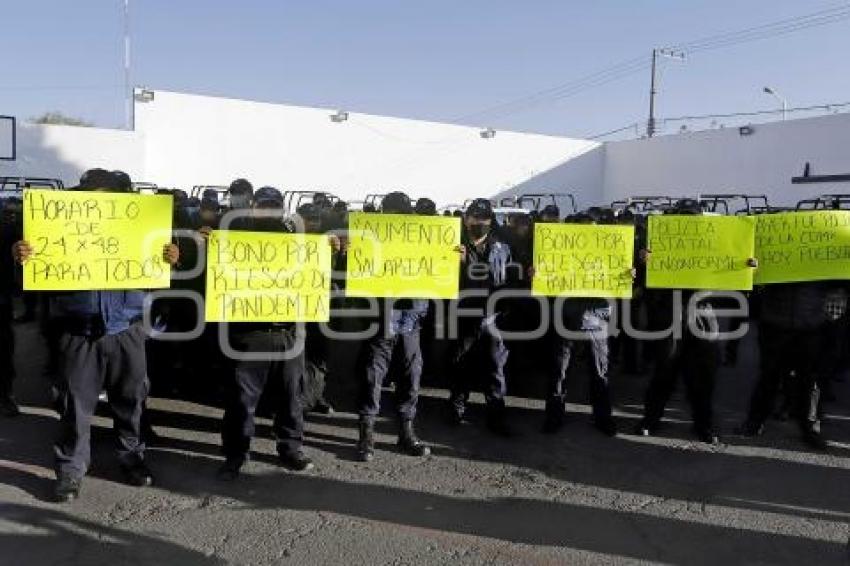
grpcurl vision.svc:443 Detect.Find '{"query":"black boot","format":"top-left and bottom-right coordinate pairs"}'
top-left (398, 420), bottom-right (430, 457)
top-left (801, 424), bottom-right (828, 451)
top-left (54, 474), bottom-right (82, 503)
top-left (357, 418), bottom-right (375, 462)
top-left (486, 406), bottom-right (512, 438)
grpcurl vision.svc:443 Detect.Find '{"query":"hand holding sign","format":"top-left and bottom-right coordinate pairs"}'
top-left (12, 240), bottom-right (32, 264)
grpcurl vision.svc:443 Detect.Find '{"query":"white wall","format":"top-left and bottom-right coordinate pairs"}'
top-left (6, 89), bottom-right (847, 212)
top-left (134, 90), bottom-right (599, 206)
top-left (491, 143), bottom-right (604, 213)
top-left (0, 122), bottom-right (144, 187)
top-left (603, 112), bottom-right (850, 207)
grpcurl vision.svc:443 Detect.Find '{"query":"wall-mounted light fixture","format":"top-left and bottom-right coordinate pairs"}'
top-left (480, 127), bottom-right (496, 139)
top-left (331, 110), bottom-right (349, 123)
top-left (134, 89), bottom-right (155, 103)
top-left (738, 125), bottom-right (754, 136)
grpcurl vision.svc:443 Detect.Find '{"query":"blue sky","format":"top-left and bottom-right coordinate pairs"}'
top-left (1, 0), bottom-right (849, 138)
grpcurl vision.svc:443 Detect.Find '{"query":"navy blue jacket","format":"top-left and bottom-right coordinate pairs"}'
top-left (51, 291), bottom-right (146, 336)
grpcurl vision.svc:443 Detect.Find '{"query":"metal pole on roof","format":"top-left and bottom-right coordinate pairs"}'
top-left (647, 48), bottom-right (685, 138)
top-left (124, 0), bottom-right (132, 130)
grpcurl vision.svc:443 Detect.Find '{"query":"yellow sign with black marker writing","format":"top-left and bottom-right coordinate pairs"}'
top-left (22, 189), bottom-right (173, 290)
top-left (647, 215), bottom-right (756, 290)
top-left (754, 211), bottom-right (850, 284)
top-left (205, 230), bottom-right (332, 322)
top-left (532, 223), bottom-right (635, 298)
top-left (345, 212), bottom-right (461, 299)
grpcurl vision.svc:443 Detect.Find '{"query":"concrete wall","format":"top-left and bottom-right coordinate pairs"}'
top-left (0, 122), bottom-right (144, 187)
top-left (4, 89), bottom-right (848, 212)
top-left (603, 112), bottom-right (850, 207)
top-left (134, 90), bottom-right (599, 206)
top-left (491, 143), bottom-right (605, 213)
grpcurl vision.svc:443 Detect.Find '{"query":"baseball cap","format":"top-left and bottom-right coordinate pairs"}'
top-left (77, 168), bottom-right (119, 191)
top-left (381, 191), bottom-right (413, 214)
top-left (414, 198), bottom-right (437, 215)
top-left (228, 178), bottom-right (254, 196)
top-left (254, 186), bottom-right (284, 207)
top-left (465, 198), bottom-right (493, 219)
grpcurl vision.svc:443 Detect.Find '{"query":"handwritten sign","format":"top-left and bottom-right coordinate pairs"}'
top-left (23, 189), bottom-right (173, 290)
top-left (346, 212), bottom-right (461, 299)
top-left (647, 215), bottom-right (755, 290)
top-left (532, 223), bottom-right (634, 298)
top-left (754, 211), bottom-right (850, 284)
top-left (205, 230), bottom-right (332, 322)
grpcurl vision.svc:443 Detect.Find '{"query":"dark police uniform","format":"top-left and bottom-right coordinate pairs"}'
top-left (51, 291), bottom-right (150, 478)
top-left (448, 220), bottom-right (513, 430)
top-left (0, 212), bottom-right (19, 414)
top-left (358, 299), bottom-right (429, 422)
top-left (544, 299), bottom-right (616, 435)
top-left (218, 194), bottom-right (311, 475)
top-left (638, 289), bottom-right (720, 441)
top-left (743, 281), bottom-right (847, 447)
top-left (221, 321), bottom-right (306, 463)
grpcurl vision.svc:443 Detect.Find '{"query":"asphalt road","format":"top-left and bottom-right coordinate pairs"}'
top-left (1, 320), bottom-right (849, 565)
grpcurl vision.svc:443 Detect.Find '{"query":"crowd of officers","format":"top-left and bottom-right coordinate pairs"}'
top-left (0, 169), bottom-right (846, 503)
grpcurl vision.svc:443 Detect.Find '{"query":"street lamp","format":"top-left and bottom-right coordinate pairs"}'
top-left (763, 86), bottom-right (788, 121)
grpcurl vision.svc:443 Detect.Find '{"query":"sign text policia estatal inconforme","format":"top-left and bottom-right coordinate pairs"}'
top-left (22, 189), bottom-right (173, 291)
top-left (345, 212), bottom-right (462, 299)
top-left (205, 230), bottom-right (333, 323)
top-left (647, 214), bottom-right (756, 291)
top-left (532, 223), bottom-right (635, 298)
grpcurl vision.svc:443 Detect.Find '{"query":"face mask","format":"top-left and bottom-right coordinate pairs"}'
top-left (230, 195), bottom-right (251, 209)
top-left (254, 217), bottom-right (283, 231)
top-left (467, 223), bottom-right (490, 240)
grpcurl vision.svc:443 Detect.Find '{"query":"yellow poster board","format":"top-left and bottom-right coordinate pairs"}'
top-left (23, 189), bottom-right (173, 290)
top-left (205, 230), bottom-right (332, 322)
top-left (754, 211), bottom-right (850, 284)
top-left (532, 223), bottom-right (635, 298)
top-left (345, 212), bottom-right (461, 299)
top-left (647, 215), bottom-right (755, 290)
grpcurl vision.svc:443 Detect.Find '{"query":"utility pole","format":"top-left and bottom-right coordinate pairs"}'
top-left (124, 0), bottom-right (132, 130)
top-left (647, 48), bottom-right (685, 138)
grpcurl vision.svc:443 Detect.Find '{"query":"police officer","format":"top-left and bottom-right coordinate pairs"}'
top-left (295, 203), bottom-right (334, 415)
top-left (448, 198), bottom-right (514, 436)
top-left (217, 186), bottom-right (316, 481)
top-left (538, 207), bottom-right (619, 437)
top-left (413, 197), bottom-right (437, 216)
top-left (355, 192), bottom-right (431, 461)
top-left (0, 197), bottom-right (20, 417)
top-left (634, 199), bottom-right (756, 444)
top-left (13, 168), bottom-right (181, 502)
top-left (739, 280), bottom-right (846, 449)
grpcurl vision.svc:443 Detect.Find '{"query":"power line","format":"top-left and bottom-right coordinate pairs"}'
top-left (585, 99), bottom-right (850, 140)
top-left (450, 2), bottom-right (850, 126)
top-left (585, 122), bottom-right (641, 140)
top-left (662, 100), bottom-right (850, 123)
top-left (452, 56), bottom-right (649, 124)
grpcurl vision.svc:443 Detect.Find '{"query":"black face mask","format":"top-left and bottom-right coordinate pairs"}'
top-left (230, 195), bottom-right (251, 209)
top-left (467, 223), bottom-right (491, 240)
top-left (254, 217), bottom-right (284, 231)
